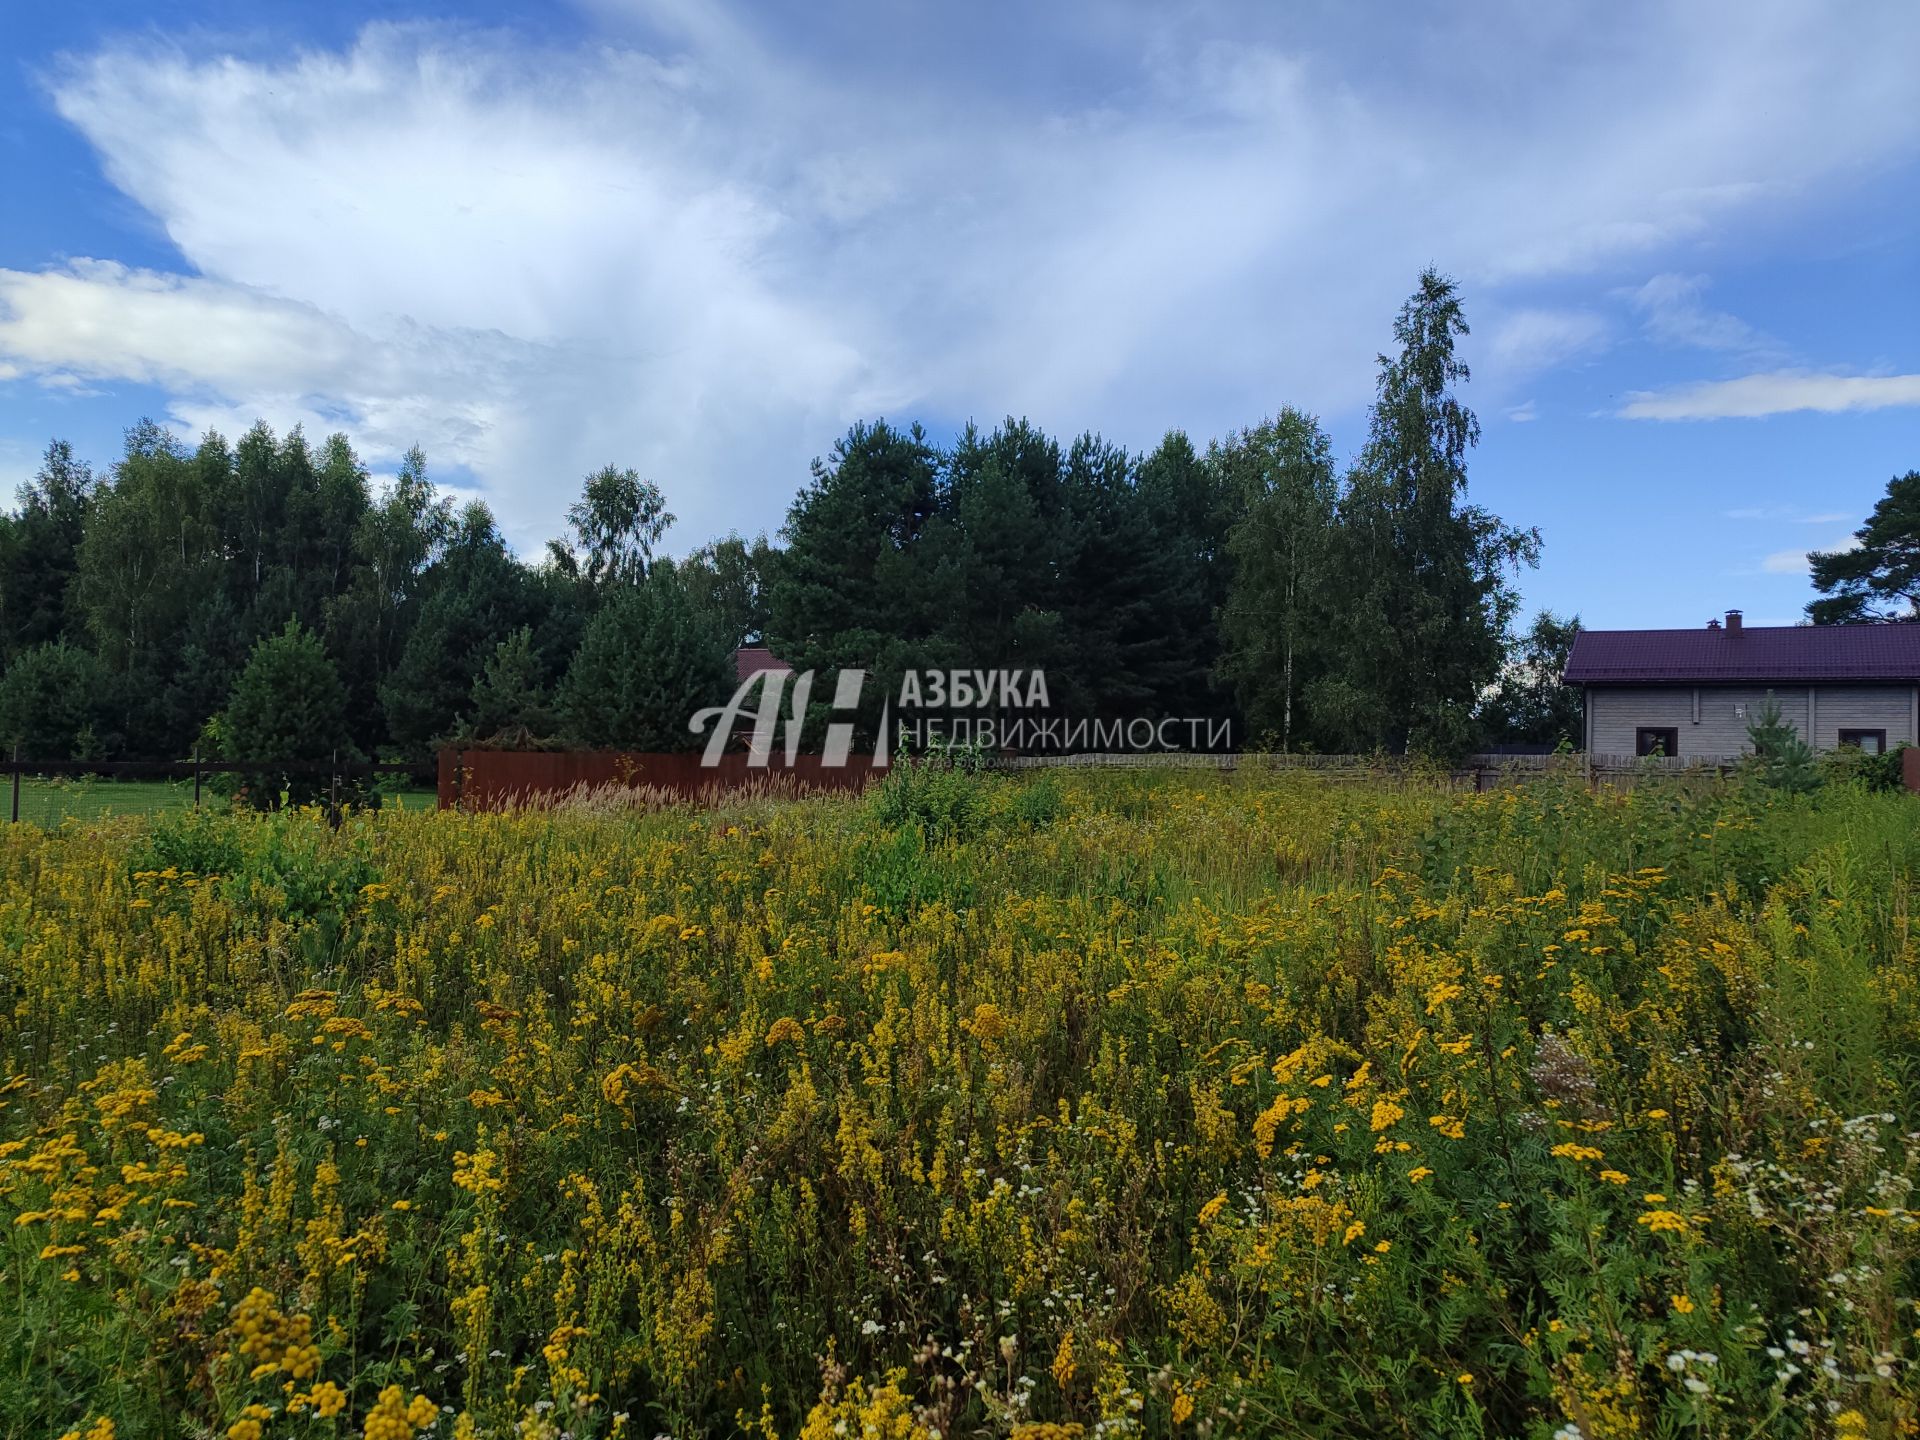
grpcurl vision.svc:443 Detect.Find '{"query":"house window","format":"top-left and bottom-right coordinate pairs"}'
top-left (1837, 729), bottom-right (1887, 754)
top-left (1636, 727), bottom-right (1679, 758)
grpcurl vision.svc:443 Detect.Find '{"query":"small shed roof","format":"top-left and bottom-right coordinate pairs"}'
top-left (732, 645), bottom-right (792, 684)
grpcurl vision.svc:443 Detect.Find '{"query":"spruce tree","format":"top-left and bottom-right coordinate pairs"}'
top-left (559, 563), bottom-right (734, 750)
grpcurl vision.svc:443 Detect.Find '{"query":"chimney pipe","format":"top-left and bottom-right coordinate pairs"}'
top-left (1725, 609), bottom-right (1742, 633)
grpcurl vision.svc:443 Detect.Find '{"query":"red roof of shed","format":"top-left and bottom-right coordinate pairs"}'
top-left (1564, 623), bottom-right (1920, 685)
top-left (733, 645), bottom-right (792, 684)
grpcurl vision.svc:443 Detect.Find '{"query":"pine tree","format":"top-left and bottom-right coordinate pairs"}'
top-left (1807, 470), bottom-right (1920, 623)
top-left (467, 628), bottom-right (556, 745)
top-left (0, 643), bottom-right (113, 758)
top-left (221, 621), bottom-right (356, 804)
top-left (1743, 696), bottom-right (1821, 792)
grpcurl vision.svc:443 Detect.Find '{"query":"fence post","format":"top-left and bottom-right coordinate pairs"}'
top-left (329, 750), bottom-right (340, 827)
top-left (9, 742), bottom-right (18, 825)
top-left (192, 748), bottom-right (202, 811)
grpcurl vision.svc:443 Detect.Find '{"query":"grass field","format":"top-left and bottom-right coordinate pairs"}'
top-left (2, 768), bottom-right (1916, 1439)
top-left (4, 777), bottom-right (439, 827)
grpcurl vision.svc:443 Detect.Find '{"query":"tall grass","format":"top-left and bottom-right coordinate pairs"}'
top-left (0, 770), bottom-right (1915, 1439)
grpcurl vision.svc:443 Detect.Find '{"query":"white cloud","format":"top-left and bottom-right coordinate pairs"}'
top-left (1621, 371), bottom-right (1920, 420)
top-left (1761, 534), bottom-right (1859, 574)
top-left (1625, 273), bottom-right (1782, 358)
top-left (1485, 310), bottom-right (1611, 383)
top-left (1725, 506), bottom-right (1859, 523)
top-left (5, 4), bottom-right (1918, 547)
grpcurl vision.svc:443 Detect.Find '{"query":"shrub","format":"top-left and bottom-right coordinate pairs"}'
top-left (0, 642), bottom-right (111, 758)
top-left (221, 620), bottom-right (357, 805)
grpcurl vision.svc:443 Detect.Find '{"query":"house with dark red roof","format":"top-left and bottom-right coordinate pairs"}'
top-left (1564, 611), bottom-right (1920, 760)
top-left (1559, 610), bottom-right (1920, 768)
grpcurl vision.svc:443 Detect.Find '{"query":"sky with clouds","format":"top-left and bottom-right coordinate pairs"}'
top-left (1, 0), bottom-right (1915, 628)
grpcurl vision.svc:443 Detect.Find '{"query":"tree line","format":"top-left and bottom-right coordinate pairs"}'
top-left (0, 270), bottom-right (1595, 765)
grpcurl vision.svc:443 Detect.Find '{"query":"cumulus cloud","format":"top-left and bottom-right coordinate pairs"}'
top-left (5, 2), bottom-right (1918, 547)
top-left (1620, 372), bottom-right (1920, 420)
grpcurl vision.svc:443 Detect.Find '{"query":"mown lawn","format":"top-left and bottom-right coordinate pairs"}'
top-left (1, 767), bottom-right (1916, 1439)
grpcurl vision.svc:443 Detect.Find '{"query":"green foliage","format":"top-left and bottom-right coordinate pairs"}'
top-left (766, 418), bottom-right (943, 738)
top-left (7, 773), bottom-right (1920, 1437)
top-left (769, 415), bottom-right (1235, 747)
top-left (546, 464), bottom-right (674, 588)
top-left (1308, 270), bottom-right (1541, 758)
top-left (1135, 428), bottom-right (1237, 721)
top-left (465, 627), bottom-right (557, 745)
top-left (867, 757), bottom-right (991, 842)
top-left (222, 621), bottom-right (356, 804)
top-left (1807, 468), bottom-right (1920, 622)
top-left (558, 563), bottom-right (734, 749)
top-left (3, 269), bottom-right (1605, 770)
top-left (1478, 610), bottom-right (1584, 747)
top-left (1217, 408), bottom-right (1339, 749)
top-left (0, 642), bottom-right (113, 758)
top-left (0, 440), bottom-right (93, 664)
top-left (379, 502), bottom-right (533, 758)
top-left (1820, 738), bottom-right (1910, 792)
top-left (327, 445), bottom-right (453, 750)
top-left (680, 533), bottom-right (776, 648)
top-left (1742, 696), bottom-right (1822, 793)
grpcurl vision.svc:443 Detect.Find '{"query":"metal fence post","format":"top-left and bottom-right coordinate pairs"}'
top-left (329, 750), bottom-right (341, 827)
top-left (9, 743), bottom-right (18, 825)
top-left (193, 748), bottom-right (203, 811)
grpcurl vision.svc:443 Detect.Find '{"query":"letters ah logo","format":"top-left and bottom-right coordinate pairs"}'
top-left (688, 669), bottom-right (886, 768)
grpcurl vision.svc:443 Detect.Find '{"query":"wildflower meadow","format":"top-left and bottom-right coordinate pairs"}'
top-left (2, 768), bottom-right (1917, 1439)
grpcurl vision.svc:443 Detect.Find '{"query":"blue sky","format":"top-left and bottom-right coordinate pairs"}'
top-left (2, 0), bottom-right (1916, 629)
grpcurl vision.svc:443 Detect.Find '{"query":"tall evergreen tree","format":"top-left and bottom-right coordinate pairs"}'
top-left (381, 502), bottom-right (532, 758)
top-left (1137, 430), bottom-right (1238, 723)
top-left (928, 418), bottom-right (1070, 688)
top-left (467, 627), bottom-right (557, 744)
top-left (1054, 432), bottom-right (1196, 720)
top-left (0, 643), bottom-right (113, 758)
top-left (328, 446), bottom-right (452, 751)
top-left (766, 419), bottom-right (943, 737)
top-left (220, 620), bottom-right (357, 805)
